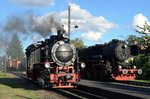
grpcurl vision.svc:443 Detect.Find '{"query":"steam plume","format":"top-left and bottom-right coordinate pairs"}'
top-left (4, 13), bottom-right (63, 37)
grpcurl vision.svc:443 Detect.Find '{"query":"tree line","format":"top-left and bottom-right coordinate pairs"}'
top-left (0, 33), bottom-right (25, 71)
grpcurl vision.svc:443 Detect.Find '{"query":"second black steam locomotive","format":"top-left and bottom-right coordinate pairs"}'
top-left (78, 39), bottom-right (142, 81)
top-left (26, 30), bottom-right (84, 88)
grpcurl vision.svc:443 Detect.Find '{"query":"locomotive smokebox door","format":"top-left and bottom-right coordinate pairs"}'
top-left (103, 41), bottom-right (130, 62)
top-left (55, 44), bottom-right (73, 62)
top-left (51, 41), bottom-right (76, 66)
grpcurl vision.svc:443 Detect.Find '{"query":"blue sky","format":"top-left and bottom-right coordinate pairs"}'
top-left (0, 0), bottom-right (150, 54)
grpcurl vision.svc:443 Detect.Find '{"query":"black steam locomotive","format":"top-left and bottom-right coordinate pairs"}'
top-left (25, 30), bottom-right (84, 88)
top-left (78, 39), bottom-right (142, 81)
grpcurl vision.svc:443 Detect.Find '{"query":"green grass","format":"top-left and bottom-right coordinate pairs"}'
top-left (133, 79), bottom-right (150, 83)
top-left (0, 72), bottom-right (40, 99)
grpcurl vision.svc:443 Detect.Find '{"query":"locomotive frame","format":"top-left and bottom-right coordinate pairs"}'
top-left (26, 30), bottom-right (84, 88)
top-left (78, 39), bottom-right (142, 81)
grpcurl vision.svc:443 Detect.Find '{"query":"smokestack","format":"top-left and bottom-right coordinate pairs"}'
top-left (57, 29), bottom-right (66, 36)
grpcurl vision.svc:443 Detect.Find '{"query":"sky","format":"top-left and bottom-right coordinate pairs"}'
top-left (0, 0), bottom-right (150, 55)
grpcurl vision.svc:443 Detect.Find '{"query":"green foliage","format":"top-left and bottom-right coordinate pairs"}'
top-left (136, 22), bottom-right (150, 34)
top-left (126, 35), bottom-right (141, 45)
top-left (133, 55), bottom-right (150, 80)
top-left (126, 22), bottom-right (150, 80)
top-left (134, 79), bottom-right (150, 83)
top-left (71, 38), bottom-right (86, 48)
top-left (0, 57), bottom-right (4, 70)
top-left (136, 22), bottom-right (150, 56)
top-left (6, 33), bottom-right (24, 61)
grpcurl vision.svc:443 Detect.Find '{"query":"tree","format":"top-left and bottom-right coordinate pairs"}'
top-left (6, 33), bottom-right (24, 61)
top-left (126, 35), bottom-right (141, 45)
top-left (136, 22), bottom-right (150, 58)
top-left (126, 22), bottom-right (150, 80)
top-left (127, 23), bottom-right (150, 56)
top-left (0, 56), bottom-right (5, 71)
top-left (135, 22), bottom-right (150, 80)
top-left (71, 38), bottom-right (85, 48)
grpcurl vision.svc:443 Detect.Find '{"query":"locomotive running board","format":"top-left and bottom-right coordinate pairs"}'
top-left (52, 86), bottom-right (74, 88)
top-left (111, 74), bottom-right (136, 81)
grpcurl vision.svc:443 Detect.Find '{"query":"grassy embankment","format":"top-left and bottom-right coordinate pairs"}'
top-left (134, 79), bottom-right (150, 83)
top-left (0, 72), bottom-right (39, 99)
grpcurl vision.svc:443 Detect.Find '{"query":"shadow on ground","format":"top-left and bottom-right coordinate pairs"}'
top-left (0, 77), bottom-right (39, 90)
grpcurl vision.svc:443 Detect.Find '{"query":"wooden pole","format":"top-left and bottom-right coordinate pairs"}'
top-left (4, 36), bottom-right (7, 76)
top-left (68, 5), bottom-right (71, 39)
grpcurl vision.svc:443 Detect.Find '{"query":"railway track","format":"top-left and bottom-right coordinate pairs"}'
top-left (116, 81), bottom-right (150, 88)
top-left (14, 71), bottom-right (150, 88)
top-left (76, 83), bottom-right (145, 99)
top-left (11, 71), bottom-right (107, 99)
top-left (52, 88), bottom-right (106, 99)
top-left (12, 71), bottom-right (149, 99)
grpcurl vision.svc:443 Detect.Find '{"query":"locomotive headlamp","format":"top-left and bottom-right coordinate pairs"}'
top-left (63, 33), bottom-right (68, 38)
top-left (133, 66), bottom-right (136, 69)
top-left (81, 63), bottom-right (86, 68)
top-left (45, 63), bottom-right (50, 68)
top-left (118, 66), bottom-right (122, 69)
top-left (138, 69), bottom-right (142, 74)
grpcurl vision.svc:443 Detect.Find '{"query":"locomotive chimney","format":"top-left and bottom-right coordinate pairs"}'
top-left (57, 30), bottom-right (65, 36)
top-left (57, 29), bottom-right (68, 38)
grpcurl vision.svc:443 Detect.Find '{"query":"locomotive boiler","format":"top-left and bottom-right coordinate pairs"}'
top-left (25, 30), bottom-right (84, 88)
top-left (78, 39), bottom-right (142, 81)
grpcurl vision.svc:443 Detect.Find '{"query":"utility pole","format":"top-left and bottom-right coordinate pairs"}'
top-left (4, 35), bottom-right (7, 76)
top-left (4, 56), bottom-right (7, 76)
top-left (68, 5), bottom-right (71, 39)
